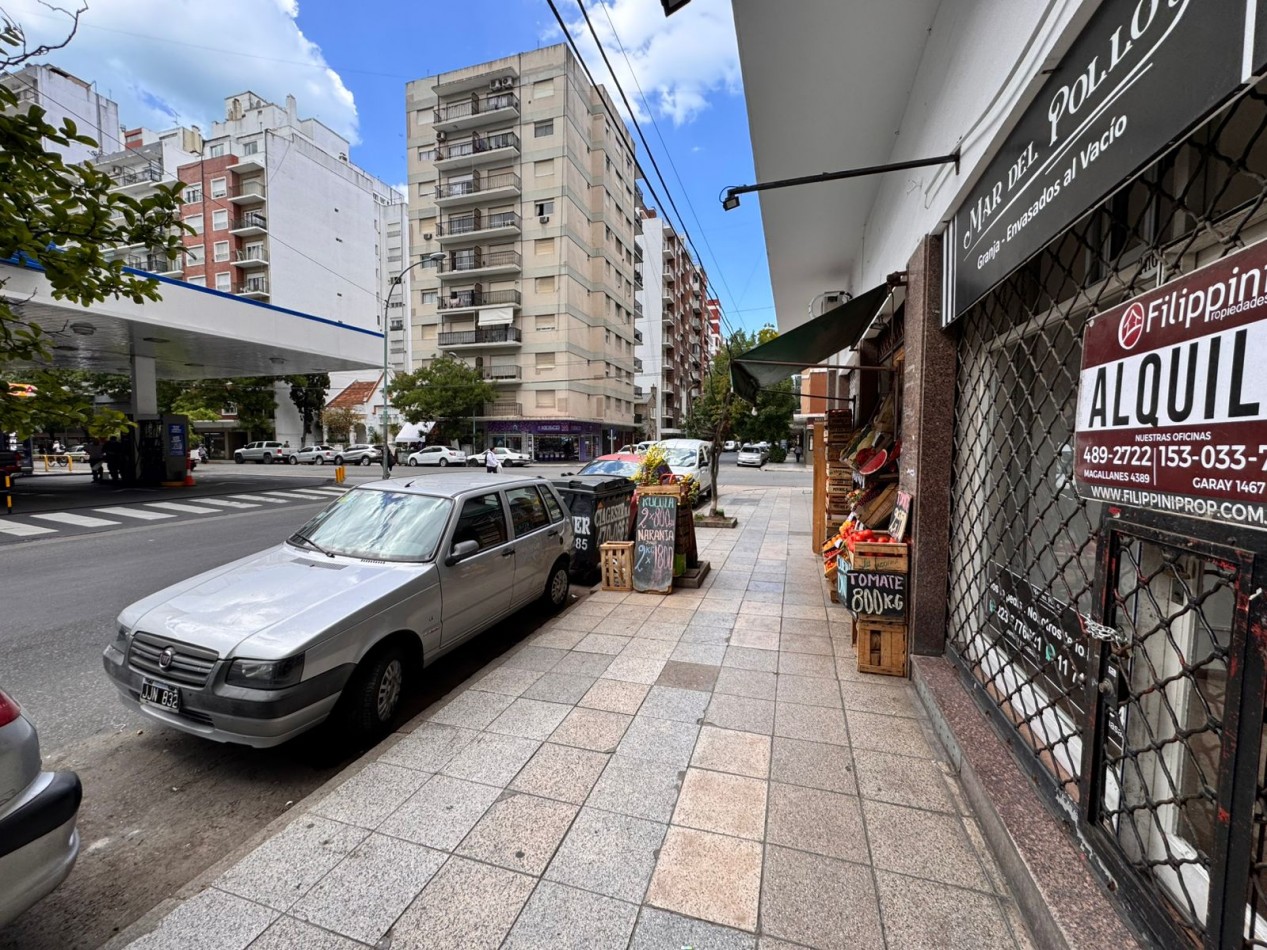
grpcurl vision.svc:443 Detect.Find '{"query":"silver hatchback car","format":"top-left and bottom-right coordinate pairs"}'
top-left (0, 687), bottom-right (81, 927)
top-left (102, 475), bottom-right (574, 748)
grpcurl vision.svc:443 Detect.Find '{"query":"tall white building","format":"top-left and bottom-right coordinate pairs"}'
top-left (406, 45), bottom-right (640, 461)
top-left (0, 62), bottom-right (121, 163)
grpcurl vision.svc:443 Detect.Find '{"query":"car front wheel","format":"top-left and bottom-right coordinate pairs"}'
top-left (289, 455), bottom-right (298, 465)
top-left (234, 454), bottom-right (245, 464)
top-left (334, 456), bottom-right (343, 466)
top-left (543, 560), bottom-right (570, 610)
top-left (341, 644), bottom-right (407, 740)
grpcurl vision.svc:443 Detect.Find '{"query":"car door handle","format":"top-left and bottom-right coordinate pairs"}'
top-left (502, 548), bottom-right (515, 557)
top-left (547, 528), bottom-right (559, 537)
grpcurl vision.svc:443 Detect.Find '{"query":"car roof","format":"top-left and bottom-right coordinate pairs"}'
top-left (588, 453), bottom-right (642, 462)
top-left (358, 473), bottom-right (554, 498)
top-left (657, 439), bottom-right (707, 448)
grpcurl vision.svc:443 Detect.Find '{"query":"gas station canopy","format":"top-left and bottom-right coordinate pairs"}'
top-left (2, 259), bottom-right (380, 379)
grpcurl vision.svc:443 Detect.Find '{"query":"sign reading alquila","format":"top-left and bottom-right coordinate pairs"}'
top-left (1074, 241), bottom-right (1267, 527)
top-left (946, 0), bottom-right (1249, 322)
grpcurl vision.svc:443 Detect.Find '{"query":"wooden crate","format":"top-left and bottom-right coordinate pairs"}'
top-left (600, 541), bottom-right (634, 591)
top-left (855, 618), bottom-right (908, 677)
top-left (846, 541), bottom-right (909, 572)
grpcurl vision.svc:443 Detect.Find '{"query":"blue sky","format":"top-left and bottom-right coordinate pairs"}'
top-left (7, 0), bottom-right (775, 334)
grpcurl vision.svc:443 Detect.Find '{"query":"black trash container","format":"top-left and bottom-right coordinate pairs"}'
top-left (552, 475), bottom-right (636, 581)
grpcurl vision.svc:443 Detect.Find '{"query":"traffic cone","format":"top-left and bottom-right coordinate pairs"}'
top-left (184, 455), bottom-right (196, 487)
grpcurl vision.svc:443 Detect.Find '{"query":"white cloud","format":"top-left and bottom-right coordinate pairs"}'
top-left (3, 0), bottom-right (359, 142)
top-left (559, 0), bottom-right (741, 127)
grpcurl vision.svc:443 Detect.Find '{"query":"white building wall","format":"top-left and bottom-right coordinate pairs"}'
top-left (264, 131), bottom-right (382, 334)
top-left (635, 212), bottom-right (665, 437)
top-left (852, 0), bottom-right (1096, 293)
top-left (2, 64), bottom-right (121, 164)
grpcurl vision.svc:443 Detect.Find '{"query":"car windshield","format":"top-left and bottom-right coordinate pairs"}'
top-left (579, 459), bottom-right (640, 477)
top-left (290, 489), bottom-right (452, 562)
top-left (662, 448), bottom-right (698, 467)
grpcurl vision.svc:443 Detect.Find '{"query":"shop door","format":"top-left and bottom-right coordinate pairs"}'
top-left (1086, 518), bottom-right (1266, 948)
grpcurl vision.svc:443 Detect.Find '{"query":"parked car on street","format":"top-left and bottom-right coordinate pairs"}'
top-left (339, 444), bottom-right (382, 466)
top-left (723, 440), bottom-right (738, 452)
top-left (407, 446), bottom-right (467, 467)
top-left (101, 476), bottom-right (574, 747)
top-left (0, 435), bottom-right (33, 480)
top-left (573, 453), bottom-right (644, 481)
top-left (64, 444), bottom-right (90, 463)
top-left (0, 686), bottom-right (82, 927)
top-left (234, 441), bottom-right (286, 464)
top-left (656, 438), bottom-right (714, 500)
top-left (289, 444), bottom-right (337, 465)
top-left (737, 444), bottom-right (768, 467)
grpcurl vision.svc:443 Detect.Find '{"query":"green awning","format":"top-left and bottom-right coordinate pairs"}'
top-left (730, 283), bottom-right (890, 402)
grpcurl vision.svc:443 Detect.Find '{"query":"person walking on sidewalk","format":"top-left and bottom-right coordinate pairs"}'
top-left (794, 443), bottom-right (803, 465)
top-left (87, 438), bottom-right (106, 482)
top-left (484, 447), bottom-right (499, 474)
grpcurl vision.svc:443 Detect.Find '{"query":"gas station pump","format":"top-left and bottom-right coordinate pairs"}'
top-left (128, 414), bottom-right (189, 485)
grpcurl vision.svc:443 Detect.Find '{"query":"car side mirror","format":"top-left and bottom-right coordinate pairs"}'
top-left (446, 539), bottom-right (480, 565)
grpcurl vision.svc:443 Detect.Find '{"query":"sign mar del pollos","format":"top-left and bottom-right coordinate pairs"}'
top-left (946, 0), bottom-right (1249, 322)
top-left (1074, 241), bottom-right (1267, 527)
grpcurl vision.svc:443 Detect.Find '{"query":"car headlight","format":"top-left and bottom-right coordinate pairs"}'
top-left (226, 654), bottom-right (305, 690)
top-left (116, 624), bottom-right (131, 645)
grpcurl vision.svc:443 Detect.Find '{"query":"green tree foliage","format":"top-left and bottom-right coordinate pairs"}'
top-left (388, 355), bottom-right (495, 443)
top-left (287, 373), bottom-right (330, 442)
top-left (324, 405), bottom-right (359, 442)
top-left (0, 13), bottom-right (186, 439)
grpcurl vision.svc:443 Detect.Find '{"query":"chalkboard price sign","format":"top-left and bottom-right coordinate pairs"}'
top-left (839, 568), bottom-right (907, 619)
top-left (633, 492), bottom-right (677, 593)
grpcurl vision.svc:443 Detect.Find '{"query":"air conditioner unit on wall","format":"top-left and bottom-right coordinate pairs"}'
top-left (435, 130), bottom-right (447, 143)
top-left (538, 215), bottom-right (550, 224)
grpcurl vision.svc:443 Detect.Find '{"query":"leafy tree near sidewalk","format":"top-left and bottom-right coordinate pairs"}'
top-left (323, 405), bottom-right (359, 443)
top-left (287, 373), bottom-right (330, 443)
top-left (388, 355), bottom-right (495, 444)
top-left (0, 10), bottom-right (186, 439)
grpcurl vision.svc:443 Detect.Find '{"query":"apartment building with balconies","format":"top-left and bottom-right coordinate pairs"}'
top-left (634, 206), bottom-right (710, 439)
top-left (405, 45), bottom-right (639, 461)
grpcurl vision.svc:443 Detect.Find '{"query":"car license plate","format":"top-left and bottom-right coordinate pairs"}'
top-left (140, 678), bottom-right (181, 712)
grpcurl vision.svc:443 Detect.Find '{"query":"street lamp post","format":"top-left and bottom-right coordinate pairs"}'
top-left (381, 251), bottom-right (445, 480)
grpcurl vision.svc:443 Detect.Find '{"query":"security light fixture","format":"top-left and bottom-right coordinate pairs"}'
top-left (720, 151), bottom-right (961, 210)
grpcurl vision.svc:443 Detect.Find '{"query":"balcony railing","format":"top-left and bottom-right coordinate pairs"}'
top-left (634, 329), bottom-right (643, 344)
top-left (234, 277), bottom-right (269, 295)
top-left (123, 252), bottom-right (179, 273)
top-left (234, 247), bottom-right (268, 264)
top-left (434, 170), bottom-right (520, 201)
top-left (481, 365), bottom-right (522, 381)
top-left (438, 325), bottom-right (522, 347)
top-left (635, 301), bottom-right (644, 316)
top-left (438, 210), bottom-right (520, 237)
top-left (439, 248), bottom-right (521, 273)
top-left (230, 212), bottom-right (267, 232)
top-left (434, 92), bottom-right (518, 124)
top-left (232, 181), bottom-right (266, 201)
top-left (111, 165), bottom-right (163, 188)
top-left (438, 288), bottom-right (521, 311)
top-left (437, 130), bottom-right (520, 161)
top-left (481, 400), bottom-right (522, 417)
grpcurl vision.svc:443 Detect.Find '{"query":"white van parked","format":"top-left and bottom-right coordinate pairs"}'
top-left (655, 439), bottom-right (713, 502)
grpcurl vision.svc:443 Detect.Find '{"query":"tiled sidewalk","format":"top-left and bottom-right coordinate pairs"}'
top-left (124, 487), bottom-right (1034, 950)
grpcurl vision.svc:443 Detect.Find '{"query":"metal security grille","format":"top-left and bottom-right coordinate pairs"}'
top-left (947, 79), bottom-right (1267, 947)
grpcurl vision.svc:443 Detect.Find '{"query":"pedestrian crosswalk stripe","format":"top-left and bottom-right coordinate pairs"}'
top-left (94, 506), bottom-right (175, 521)
top-left (303, 487), bottom-right (347, 495)
top-left (0, 521), bottom-right (56, 537)
top-left (31, 512), bottom-right (122, 528)
top-left (288, 488), bottom-right (339, 498)
top-left (264, 491), bottom-right (313, 500)
top-left (231, 494), bottom-right (290, 503)
top-left (145, 501), bottom-right (221, 515)
top-left (198, 498), bottom-right (260, 509)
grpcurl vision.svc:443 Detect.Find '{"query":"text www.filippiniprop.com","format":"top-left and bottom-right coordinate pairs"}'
top-left (1086, 484), bottom-right (1267, 524)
